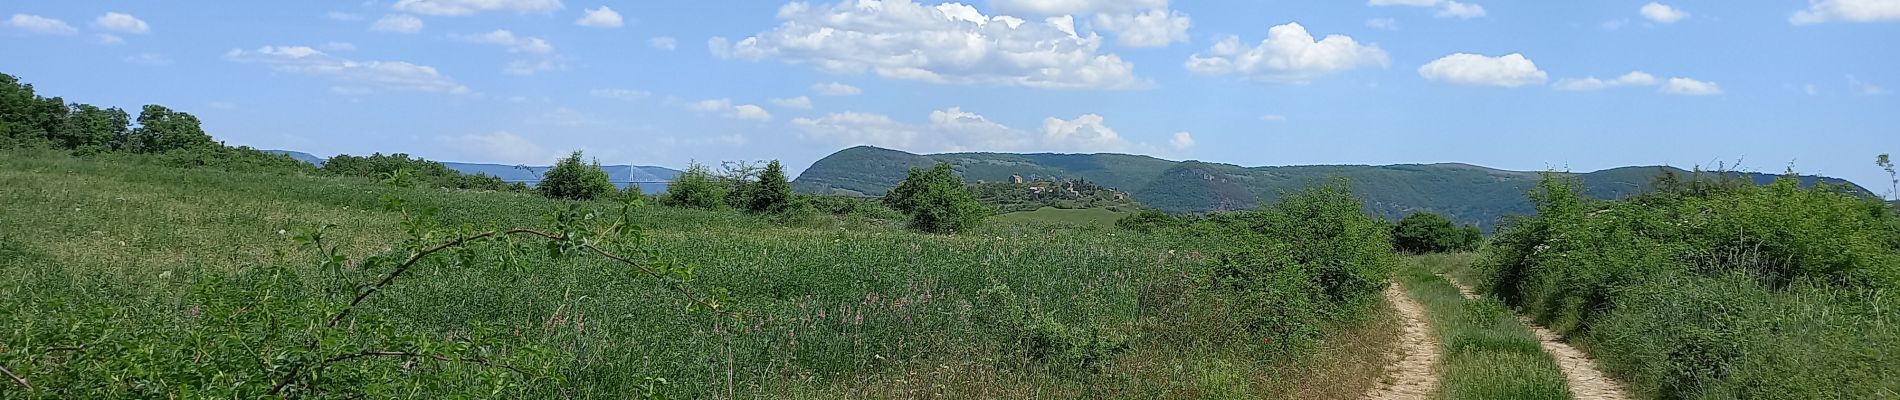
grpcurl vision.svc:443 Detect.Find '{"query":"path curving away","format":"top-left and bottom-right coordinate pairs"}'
top-left (1364, 284), bottom-right (1442, 400)
top-left (1446, 281), bottom-right (1634, 400)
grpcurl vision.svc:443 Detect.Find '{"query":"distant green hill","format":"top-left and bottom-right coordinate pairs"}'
top-left (792, 146), bottom-right (1872, 230)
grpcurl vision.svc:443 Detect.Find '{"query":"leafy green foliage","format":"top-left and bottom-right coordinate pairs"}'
top-left (970, 178), bottom-right (1140, 213)
top-left (321, 152), bottom-right (524, 192)
top-left (1476, 172), bottom-right (1900, 398)
top-left (884, 163), bottom-right (990, 233)
top-left (1391, 212), bottom-right (1482, 254)
top-left (1115, 209), bottom-right (1183, 232)
top-left (536, 151), bottom-right (617, 201)
top-left (745, 160), bottom-right (792, 214)
top-left (659, 162), bottom-right (727, 209)
top-left (1203, 181), bottom-right (1398, 356)
top-left (128, 105), bottom-right (217, 153)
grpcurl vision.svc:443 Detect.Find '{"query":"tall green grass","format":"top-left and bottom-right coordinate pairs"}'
top-left (1478, 174), bottom-right (1900, 398)
top-left (0, 151), bottom-right (1396, 398)
top-left (1398, 254), bottom-right (1569, 400)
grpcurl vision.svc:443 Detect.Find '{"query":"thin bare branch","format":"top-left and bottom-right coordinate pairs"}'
top-left (1, 363), bottom-right (30, 390)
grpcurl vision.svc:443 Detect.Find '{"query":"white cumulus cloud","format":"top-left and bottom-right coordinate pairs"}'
top-left (1169, 132), bottom-right (1194, 150)
top-left (93, 12), bottom-right (150, 34)
top-left (5, 14), bottom-right (77, 35)
top-left (1041, 114), bottom-right (1129, 152)
top-left (371, 14), bottom-right (424, 33)
top-left (690, 98), bottom-right (772, 121)
top-left (590, 88), bottom-right (649, 99)
top-left (1185, 22), bottom-right (1389, 83)
top-left (1791, 0), bottom-right (1900, 24)
top-left (813, 82), bottom-right (862, 96)
top-left (714, 0), bottom-right (1146, 90)
top-left (576, 6), bottom-right (622, 28)
top-left (458, 29), bottom-right (553, 54)
top-left (1418, 53), bottom-right (1547, 88)
top-left (1641, 3), bottom-right (1689, 23)
top-left (1093, 9), bottom-right (1191, 48)
top-left (649, 36), bottom-right (676, 50)
top-left (791, 107), bottom-right (1155, 153)
top-left (1553, 71), bottom-right (1658, 91)
top-left (992, 0), bottom-right (1168, 15)
top-left (436, 131), bottom-right (554, 164)
top-left (1369, 0), bottom-right (1486, 19)
top-left (1660, 77), bottom-right (1722, 95)
top-left (225, 45), bottom-right (471, 95)
top-left (770, 96), bottom-right (814, 109)
top-left (392, 0), bottom-right (563, 16)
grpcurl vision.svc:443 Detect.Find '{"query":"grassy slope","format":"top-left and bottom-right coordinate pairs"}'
top-left (0, 152), bottom-right (1385, 398)
top-left (1398, 254), bottom-right (1569, 400)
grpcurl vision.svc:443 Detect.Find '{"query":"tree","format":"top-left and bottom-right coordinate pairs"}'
top-left (1879, 154), bottom-right (1896, 201)
top-left (58, 104), bottom-right (129, 152)
top-left (1391, 212), bottom-right (1481, 253)
top-left (129, 104), bottom-right (215, 153)
top-left (747, 160), bottom-right (792, 213)
top-left (537, 151), bottom-right (617, 200)
top-left (661, 161), bottom-right (728, 209)
top-left (884, 163), bottom-right (989, 233)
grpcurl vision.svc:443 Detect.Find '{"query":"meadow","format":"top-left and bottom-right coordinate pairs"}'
top-left (0, 150), bottom-right (1396, 398)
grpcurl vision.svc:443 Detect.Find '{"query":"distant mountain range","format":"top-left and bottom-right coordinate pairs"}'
top-left (793, 146), bottom-right (1872, 229)
top-left (267, 150), bottom-right (682, 193)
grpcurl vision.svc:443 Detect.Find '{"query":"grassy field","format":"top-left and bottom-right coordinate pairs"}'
top-left (989, 207), bottom-right (1130, 228)
top-left (1397, 254), bottom-right (1570, 400)
top-left (0, 151), bottom-right (1391, 398)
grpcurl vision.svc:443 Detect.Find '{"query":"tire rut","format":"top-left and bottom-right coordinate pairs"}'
top-left (1446, 281), bottom-right (1633, 400)
top-left (1365, 284), bottom-right (1442, 400)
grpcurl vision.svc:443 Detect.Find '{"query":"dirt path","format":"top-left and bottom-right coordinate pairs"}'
top-left (1364, 284), bottom-right (1442, 400)
top-left (1445, 282), bottom-right (1633, 400)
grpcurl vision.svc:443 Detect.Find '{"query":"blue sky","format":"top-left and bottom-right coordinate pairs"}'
top-left (3, 0), bottom-right (1896, 190)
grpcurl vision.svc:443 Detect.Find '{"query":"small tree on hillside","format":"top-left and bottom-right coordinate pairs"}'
top-left (747, 160), bottom-right (793, 213)
top-left (537, 151), bottom-right (616, 200)
top-left (885, 163), bottom-right (989, 233)
top-left (662, 161), bottom-right (728, 209)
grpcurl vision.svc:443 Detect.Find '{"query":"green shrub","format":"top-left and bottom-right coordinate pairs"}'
top-left (1205, 181), bottom-right (1398, 355)
top-left (660, 162), bottom-right (727, 209)
top-left (745, 160), bottom-right (793, 214)
top-left (883, 163), bottom-right (989, 233)
top-left (1115, 209), bottom-right (1182, 232)
top-left (1391, 211), bottom-right (1482, 253)
top-left (1477, 172), bottom-right (1900, 398)
top-left (536, 151), bottom-right (616, 200)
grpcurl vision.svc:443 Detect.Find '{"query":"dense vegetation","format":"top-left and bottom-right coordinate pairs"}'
top-left (1475, 172), bottom-right (1900, 398)
top-left (970, 178), bottom-right (1140, 214)
top-left (1, 73), bottom-right (310, 173)
top-left (536, 151), bottom-right (619, 200)
top-left (793, 145), bottom-right (1870, 230)
top-left (1390, 212), bottom-right (1483, 254)
top-left (320, 152), bottom-right (528, 193)
top-left (884, 163), bottom-right (991, 234)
